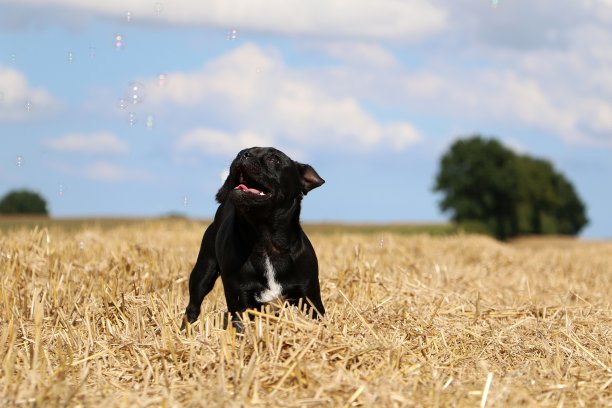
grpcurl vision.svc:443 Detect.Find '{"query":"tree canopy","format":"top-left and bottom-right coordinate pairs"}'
top-left (434, 136), bottom-right (588, 240)
top-left (0, 189), bottom-right (49, 216)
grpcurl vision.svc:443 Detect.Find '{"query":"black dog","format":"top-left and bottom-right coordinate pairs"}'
top-left (183, 147), bottom-right (325, 329)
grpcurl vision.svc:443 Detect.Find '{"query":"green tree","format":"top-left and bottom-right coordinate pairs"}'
top-left (0, 189), bottom-right (49, 215)
top-left (550, 172), bottom-right (588, 235)
top-left (434, 136), bottom-right (519, 240)
top-left (515, 155), bottom-right (588, 235)
top-left (434, 135), bottom-right (588, 240)
top-left (515, 156), bottom-right (557, 234)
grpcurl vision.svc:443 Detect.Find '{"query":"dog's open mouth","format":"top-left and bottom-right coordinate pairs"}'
top-left (234, 172), bottom-right (270, 197)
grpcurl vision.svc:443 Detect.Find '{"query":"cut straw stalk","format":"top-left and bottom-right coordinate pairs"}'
top-left (560, 331), bottom-right (611, 373)
top-left (338, 290), bottom-right (382, 343)
top-left (480, 372), bottom-right (494, 408)
top-left (270, 338), bottom-right (316, 395)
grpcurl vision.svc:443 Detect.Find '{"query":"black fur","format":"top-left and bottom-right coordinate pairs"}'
top-left (182, 147), bottom-right (325, 329)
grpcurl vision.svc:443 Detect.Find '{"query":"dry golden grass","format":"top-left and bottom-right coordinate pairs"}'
top-left (1, 220), bottom-right (610, 407)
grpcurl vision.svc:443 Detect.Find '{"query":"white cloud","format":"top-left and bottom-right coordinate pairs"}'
top-left (176, 128), bottom-right (273, 156)
top-left (396, 67), bottom-right (612, 147)
top-left (314, 41), bottom-right (398, 68)
top-left (384, 123), bottom-right (423, 150)
top-left (45, 132), bottom-right (129, 155)
top-left (9, 0), bottom-right (448, 40)
top-left (16, 0), bottom-right (607, 151)
top-left (83, 161), bottom-right (151, 182)
top-left (437, 0), bottom-right (612, 50)
top-left (0, 67), bottom-right (58, 120)
top-left (297, 29), bottom-right (612, 149)
top-left (148, 44), bottom-right (423, 155)
top-left (146, 44), bottom-right (275, 110)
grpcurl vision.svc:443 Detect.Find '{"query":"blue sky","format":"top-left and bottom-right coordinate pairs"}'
top-left (1, 0), bottom-right (611, 238)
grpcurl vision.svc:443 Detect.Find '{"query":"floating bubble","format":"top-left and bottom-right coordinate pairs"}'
top-left (491, 0), bottom-right (499, 8)
top-left (10, 53), bottom-right (16, 64)
top-left (146, 114), bottom-right (154, 129)
top-left (125, 81), bottom-right (145, 104)
top-left (228, 29), bottom-right (238, 40)
top-left (183, 195), bottom-right (189, 207)
top-left (118, 98), bottom-right (128, 110)
top-left (155, 2), bottom-right (163, 14)
top-left (126, 11), bottom-right (133, 22)
top-left (114, 34), bottom-right (124, 50)
top-left (79, 240), bottom-right (85, 251)
top-left (58, 183), bottom-right (65, 197)
top-left (127, 112), bottom-right (137, 126)
top-left (157, 73), bottom-right (167, 87)
top-left (67, 51), bottom-right (74, 63)
top-left (15, 155), bottom-right (23, 167)
top-left (25, 101), bottom-right (32, 112)
top-left (88, 46), bottom-right (96, 59)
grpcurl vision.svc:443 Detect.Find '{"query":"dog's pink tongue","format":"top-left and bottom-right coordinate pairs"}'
top-left (235, 184), bottom-right (262, 194)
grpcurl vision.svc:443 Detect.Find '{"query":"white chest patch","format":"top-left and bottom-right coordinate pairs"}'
top-left (255, 255), bottom-right (283, 303)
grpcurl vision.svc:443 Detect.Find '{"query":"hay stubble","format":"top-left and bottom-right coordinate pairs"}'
top-left (1, 221), bottom-right (610, 406)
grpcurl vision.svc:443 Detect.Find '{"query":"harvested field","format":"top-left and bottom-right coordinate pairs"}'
top-left (1, 220), bottom-right (610, 407)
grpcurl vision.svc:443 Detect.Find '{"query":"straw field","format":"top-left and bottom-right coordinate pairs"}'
top-left (1, 220), bottom-right (610, 407)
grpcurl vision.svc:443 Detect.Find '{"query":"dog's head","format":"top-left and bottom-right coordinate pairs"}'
top-left (216, 147), bottom-right (324, 213)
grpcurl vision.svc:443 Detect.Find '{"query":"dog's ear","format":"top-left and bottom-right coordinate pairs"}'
top-left (296, 162), bottom-right (325, 194)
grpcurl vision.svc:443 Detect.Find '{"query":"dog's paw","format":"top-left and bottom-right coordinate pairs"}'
top-left (232, 319), bottom-right (245, 334)
top-left (179, 316), bottom-right (189, 331)
top-left (181, 306), bottom-right (200, 330)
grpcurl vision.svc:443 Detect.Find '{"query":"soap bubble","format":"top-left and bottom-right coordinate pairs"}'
top-left (58, 183), bottom-right (65, 197)
top-left (67, 51), bottom-right (74, 63)
top-left (126, 11), bottom-right (133, 22)
top-left (157, 73), bottom-right (167, 87)
top-left (114, 34), bottom-right (124, 50)
top-left (491, 0), bottom-right (499, 8)
top-left (127, 112), bottom-right (137, 126)
top-left (15, 155), bottom-right (23, 167)
top-left (183, 195), bottom-right (189, 207)
top-left (125, 82), bottom-right (145, 104)
top-left (79, 240), bottom-right (85, 251)
top-left (88, 46), bottom-right (96, 59)
top-left (146, 114), bottom-right (154, 129)
top-left (118, 98), bottom-right (128, 110)
top-left (25, 101), bottom-right (32, 112)
top-left (10, 53), bottom-right (16, 64)
top-left (155, 2), bottom-right (163, 14)
top-left (228, 29), bottom-right (238, 40)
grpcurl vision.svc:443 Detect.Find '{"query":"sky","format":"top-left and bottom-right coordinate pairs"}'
top-left (1, 0), bottom-right (611, 238)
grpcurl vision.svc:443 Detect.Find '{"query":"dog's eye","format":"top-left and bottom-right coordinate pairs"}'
top-left (267, 155), bottom-right (281, 165)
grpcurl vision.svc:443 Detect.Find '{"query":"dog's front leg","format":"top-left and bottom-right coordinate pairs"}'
top-left (285, 284), bottom-right (325, 319)
top-left (182, 225), bottom-right (220, 329)
top-left (223, 289), bottom-right (263, 332)
top-left (304, 279), bottom-right (325, 318)
top-left (288, 294), bottom-right (325, 319)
